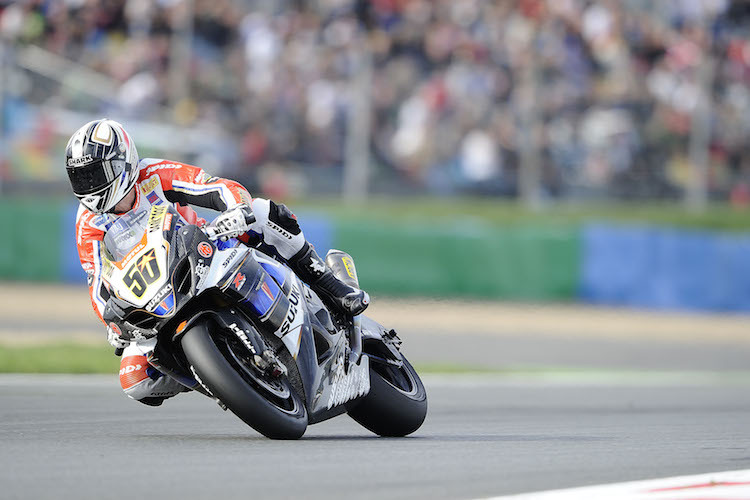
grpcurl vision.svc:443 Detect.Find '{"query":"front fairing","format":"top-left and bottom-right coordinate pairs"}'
top-left (102, 205), bottom-right (371, 421)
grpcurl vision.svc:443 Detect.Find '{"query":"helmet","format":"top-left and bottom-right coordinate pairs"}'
top-left (65, 119), bottom-right (139, 213)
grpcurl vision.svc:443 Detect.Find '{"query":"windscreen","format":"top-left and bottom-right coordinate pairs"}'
top-left (102, 206), bottom-right (150, 261)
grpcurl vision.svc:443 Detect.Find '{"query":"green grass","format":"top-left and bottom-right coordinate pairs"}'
top-left (0, 343), bottom-right (119, 374)
top-left (293, 197), bottom-right (750, 231)
top-left (0, 342), bottom-right (499, 375)
top-left (4, 344), bottom-right (750, 386)
top-left (0, 344), bottom-right (605, 375)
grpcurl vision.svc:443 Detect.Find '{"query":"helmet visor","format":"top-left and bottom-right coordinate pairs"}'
top-left (66, 159), bottom-right (126, 196)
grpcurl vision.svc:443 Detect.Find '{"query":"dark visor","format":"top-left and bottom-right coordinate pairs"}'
top-left (66, 159), bottom-right (124, 195)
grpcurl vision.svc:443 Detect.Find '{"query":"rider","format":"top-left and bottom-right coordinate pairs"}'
top-left (66, 119), bottom-right (369, 406)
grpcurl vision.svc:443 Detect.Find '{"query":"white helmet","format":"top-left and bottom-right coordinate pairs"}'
top-left (65, 119), bottom-right (139, 213)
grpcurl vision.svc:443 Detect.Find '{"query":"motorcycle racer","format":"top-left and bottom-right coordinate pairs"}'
top-left (66, 118), bottom-right (369, 406)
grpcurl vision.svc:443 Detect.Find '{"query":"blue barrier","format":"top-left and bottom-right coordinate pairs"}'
top-left (580, 224), bottom-right (750, 312)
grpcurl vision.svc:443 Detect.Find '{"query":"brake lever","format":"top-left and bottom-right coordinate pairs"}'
top-left (201, 224), bottom-right (220, 241)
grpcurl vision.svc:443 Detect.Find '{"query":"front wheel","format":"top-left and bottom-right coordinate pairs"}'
top-left (180, 322), bottom-right (308, 439)
top-left (347, 355), bottom-right (427, 437)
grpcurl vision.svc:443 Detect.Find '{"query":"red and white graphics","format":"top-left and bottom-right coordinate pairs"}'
top-left (75, 157), bottom-right (251, 323)
top-left (119, 355), bottom-right (150, 392)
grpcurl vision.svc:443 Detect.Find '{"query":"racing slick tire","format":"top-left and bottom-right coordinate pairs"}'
top-left (181, 321), bottom-right (308, 439)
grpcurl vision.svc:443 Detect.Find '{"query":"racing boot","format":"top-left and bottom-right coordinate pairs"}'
top-left (289, 242), bottom-right (369, 316)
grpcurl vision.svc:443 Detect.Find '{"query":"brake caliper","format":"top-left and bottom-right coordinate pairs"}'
top-left (253, 349), bottom-right (288, 378)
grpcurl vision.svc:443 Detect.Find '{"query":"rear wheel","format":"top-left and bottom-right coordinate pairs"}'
top-left (347, 355), bottom-right (427, 437)
top-left (181, 322), bottom-right (308, 439)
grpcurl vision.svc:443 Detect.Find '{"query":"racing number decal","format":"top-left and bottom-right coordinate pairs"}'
top-left (123, 249), bottom-right (161, 298)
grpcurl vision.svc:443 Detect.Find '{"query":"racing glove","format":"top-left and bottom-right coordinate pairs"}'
top-left (107, 325), bottom-right (130, 349)
top-left (210, 204), bottom-right (256, 241)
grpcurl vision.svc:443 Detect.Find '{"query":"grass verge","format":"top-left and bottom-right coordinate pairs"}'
top-left (0, 342), bottom-right (497, 374)
top-left (5, 343), bottom-right (750, 385)
top-left (0, 342), bottom-right (551, 375)
top-left (0, 342), bottom-right (119, 374)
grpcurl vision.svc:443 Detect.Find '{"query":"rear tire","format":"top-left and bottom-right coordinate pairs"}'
top-left (347, 356), bottom-right (427, 437)
top-left (181, 322), bottom-right (308, 439)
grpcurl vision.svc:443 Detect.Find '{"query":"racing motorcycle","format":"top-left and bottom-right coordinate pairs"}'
top-left (100, 203), bottom-right (427, 439)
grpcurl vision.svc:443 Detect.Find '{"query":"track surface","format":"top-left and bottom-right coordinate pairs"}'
top-left (3, 285), bottom-right (750, 498)
top-left (2, 375), bottom-right (750, 500)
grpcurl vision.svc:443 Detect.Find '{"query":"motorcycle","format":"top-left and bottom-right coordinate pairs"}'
top-left (100, 203), bottom-right (427, 439)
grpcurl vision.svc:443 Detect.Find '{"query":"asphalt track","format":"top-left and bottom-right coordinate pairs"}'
top-left (2, 374), bottom-right (750, 500)
top-left (3, 285), bottom-right (750, 498)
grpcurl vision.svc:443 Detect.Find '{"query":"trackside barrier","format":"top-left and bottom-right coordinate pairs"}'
top-left (0, 198), bottom-right (66, 281)
top-left (4, 198), bottom-right (750, 312)
top-left (580, 223), bottom-right (750, 312)
top-left (332, 219), bottom-right (580, 300)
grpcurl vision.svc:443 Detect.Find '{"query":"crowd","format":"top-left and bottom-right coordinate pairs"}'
top-left (2, 0), bottom-right (750, 201)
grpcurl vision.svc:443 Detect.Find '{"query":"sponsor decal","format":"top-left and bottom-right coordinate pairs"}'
top-left (119, 363), bottom-right (142, 376)
top-left (309, 259), bottom-right (327, 274)
top-left (197, 242), bottom-right (213, 258)
top-left (279, 284), bottom-right (301, 336)
top-left (145, 163), bottom-right (180, 175)
top-left (101, 260), bottom-right (114, 280)
top-left (190, 365), bottom-right (214, 396)
top-left (228, 323), bottom-right (257, 354)
top-left (147, 283), bottom-right (173, 311)
top-left (162, 214), bottom-right (173, 231)
top-left (194, 263), bottom-right (209, 287)
top-left (121, 242), bottom-right (146, 268)
top-left (140, 176), bottom-right (158, 193)
top-left (326, 353), bottom-right (370, 410)
top-left (267, 221), bottom-right (293, 240)
top-left (222, 249), bottom-right (238, 268)
top-left (67, 154), bottom-right (93, 167)
top-left (233, 272), bottom-right (246, 290)
top-left (342, 256), bottom-right (357, 280)
top-left (146, 191), bottom-right (161, 205)
top-left (147, 206), bottom-right (167, 232)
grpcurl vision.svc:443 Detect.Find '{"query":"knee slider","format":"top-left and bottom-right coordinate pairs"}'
top-left (269, 201), bottom-right (301, 236)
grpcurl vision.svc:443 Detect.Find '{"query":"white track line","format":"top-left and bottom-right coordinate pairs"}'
top-left (481, 469), bottom-right (750, 500)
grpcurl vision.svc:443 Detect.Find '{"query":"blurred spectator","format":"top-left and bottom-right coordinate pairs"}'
top-left (1, 0), bottom-right (749, 200)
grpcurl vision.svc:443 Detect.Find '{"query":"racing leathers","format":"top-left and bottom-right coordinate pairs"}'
top-left (75, 158), bottom-right (368, 405)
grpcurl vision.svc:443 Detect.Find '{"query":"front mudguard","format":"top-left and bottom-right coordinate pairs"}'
top-left (171, 308), bottom-right (267, 358)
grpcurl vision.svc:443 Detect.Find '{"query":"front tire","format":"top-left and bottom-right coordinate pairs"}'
top-left (180, 322), bottom-right (308, 439)
top-left (347, 355), bottom-right (427, 437)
